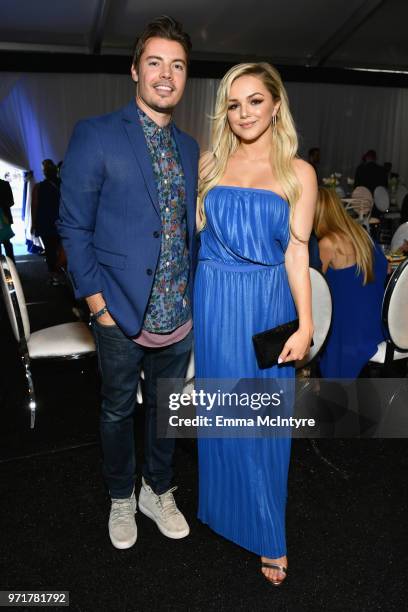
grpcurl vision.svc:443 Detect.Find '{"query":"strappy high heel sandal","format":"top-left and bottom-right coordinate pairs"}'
top-left (261, 561), bottom-right (287, 586)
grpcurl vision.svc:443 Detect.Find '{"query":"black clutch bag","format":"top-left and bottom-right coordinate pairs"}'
top-left (252, 319), bottom-right (301, 369)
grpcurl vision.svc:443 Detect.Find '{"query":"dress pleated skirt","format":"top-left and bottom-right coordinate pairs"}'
top-left (195, 258), bottom-right (295, 558)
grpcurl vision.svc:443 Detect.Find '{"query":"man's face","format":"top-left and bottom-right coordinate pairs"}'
top-left (131, 37), bottom-right (187, 117)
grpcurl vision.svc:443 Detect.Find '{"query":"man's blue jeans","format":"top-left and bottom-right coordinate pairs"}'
top-left (92, 320), bottom-right (192, 498)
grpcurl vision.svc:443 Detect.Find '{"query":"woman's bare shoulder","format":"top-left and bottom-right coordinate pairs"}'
top-left (318, 234), bottom-right (337, 264)
top-left (319, 234), bottom-right (336, 250)
top-left (292, 158), bottom-right (317, 185)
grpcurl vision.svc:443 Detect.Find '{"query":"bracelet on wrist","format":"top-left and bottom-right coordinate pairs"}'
top-left (90, 306), bottom-right (109, 320)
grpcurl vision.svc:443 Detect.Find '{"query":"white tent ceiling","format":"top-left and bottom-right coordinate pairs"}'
top-left (0, 0), bottom-right (408, 71)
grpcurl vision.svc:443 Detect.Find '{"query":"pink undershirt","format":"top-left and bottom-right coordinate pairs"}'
top-left (133, 318), bottom-right (192, 348)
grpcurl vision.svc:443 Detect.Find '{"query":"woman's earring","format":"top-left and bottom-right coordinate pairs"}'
top-left (272, 114), bottom-right (277, 128)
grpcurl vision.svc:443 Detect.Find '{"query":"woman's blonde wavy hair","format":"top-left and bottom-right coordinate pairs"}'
top-left (198, 62), bottom-right (301, 230)
top-left (314, 187), bottom-right (374, 284)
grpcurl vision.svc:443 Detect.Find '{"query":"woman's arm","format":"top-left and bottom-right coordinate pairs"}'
top-left (280, 159), bottom-right (317, 363)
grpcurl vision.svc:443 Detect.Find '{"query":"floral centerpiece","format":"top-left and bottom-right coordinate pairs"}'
top-left (322, 172), bottom-right (342, 188)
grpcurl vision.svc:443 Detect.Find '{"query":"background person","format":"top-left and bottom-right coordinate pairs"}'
top-left (354, 150), bottom-right (387, 195)
top-left (314, 187), bottom-right (387, 378)
top-left (31, 159), bottom-right (62, 285)
top-left (0, 176), bottom-right (15, 262)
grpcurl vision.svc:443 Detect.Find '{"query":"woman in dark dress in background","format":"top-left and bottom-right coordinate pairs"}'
top-left (314, 187), bottom-right (387, 378)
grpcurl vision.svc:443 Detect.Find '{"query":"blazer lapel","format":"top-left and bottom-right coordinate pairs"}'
top-left (121, 100), bottom-right (160, 217)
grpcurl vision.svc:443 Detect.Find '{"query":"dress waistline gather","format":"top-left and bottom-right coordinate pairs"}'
top-left (198, 259), bottom-right (284, 272)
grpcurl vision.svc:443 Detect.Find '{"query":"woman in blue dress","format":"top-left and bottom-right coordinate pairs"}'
top-left (314, 187), bottom-right (387, 378)
top-left (194, 63), bottom-right (317, 585)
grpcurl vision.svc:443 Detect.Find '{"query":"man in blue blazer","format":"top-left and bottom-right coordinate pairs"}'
top-left (58, 16), bottom-right (199, 549)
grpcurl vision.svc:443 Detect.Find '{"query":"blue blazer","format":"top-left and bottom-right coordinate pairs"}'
top-left (58, 99), bottom-right (200, 337)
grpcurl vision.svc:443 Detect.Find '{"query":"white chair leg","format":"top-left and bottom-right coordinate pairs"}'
top-left (22, 352), bottom-right (37, 428)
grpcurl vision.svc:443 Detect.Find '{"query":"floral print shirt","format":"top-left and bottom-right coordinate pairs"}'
top-left (138, 107), bottom-right (191, 333)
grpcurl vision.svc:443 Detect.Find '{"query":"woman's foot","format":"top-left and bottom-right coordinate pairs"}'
top-left (261, 555), bottom-right (287, 586)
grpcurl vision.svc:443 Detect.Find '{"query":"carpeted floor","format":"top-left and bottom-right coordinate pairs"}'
top-left (1, 254), bottom-right (407, 612)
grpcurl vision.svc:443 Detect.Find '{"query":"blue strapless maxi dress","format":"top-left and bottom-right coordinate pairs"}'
top-left (194, 186), bottom-right (296, 558)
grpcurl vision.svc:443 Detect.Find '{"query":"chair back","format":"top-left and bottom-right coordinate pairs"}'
top-left (374, 186), bottom-right (390, 212)
top-left (296, 267), bottom-right (332, 368)
top-left (382, 258), bottom-right (408, 351)
top-left (0, 255), bottom-right (30, 343)
top-left (396, 185), bottom-right (408, 210)
top-left (352, 186), bottom-right (373, 204)
top-left (390, 222), bottom-right (408, 252)
top-left (347, 187), bottom-right (373, 226)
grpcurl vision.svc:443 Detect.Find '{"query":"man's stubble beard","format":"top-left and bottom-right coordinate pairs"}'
top-left (137, 91), bottom-right (179, 115)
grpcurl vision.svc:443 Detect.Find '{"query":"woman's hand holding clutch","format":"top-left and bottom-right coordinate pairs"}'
top-left (278, 325), bottom-right (314, 364)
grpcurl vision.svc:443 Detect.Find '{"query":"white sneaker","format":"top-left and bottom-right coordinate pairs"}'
top-left (108, 491), bottom-right (137, 549)
top-left (138, 478), bottom-right (190, 539)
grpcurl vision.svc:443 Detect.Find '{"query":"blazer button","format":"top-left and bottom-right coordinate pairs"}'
top-left (153, 230), bottom-right (160, 238)
top-left (146, 268), bottom-right (153, 276)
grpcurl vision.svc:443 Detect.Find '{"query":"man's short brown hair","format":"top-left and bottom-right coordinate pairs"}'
top-left (132, 15), bottom-right (192, 68)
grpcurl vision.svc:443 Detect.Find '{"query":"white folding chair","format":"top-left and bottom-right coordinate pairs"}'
top-left (390, 222), bottom-right (408, 253)
top-left (367, 258), bottom-right (408, 434)
top-left (345, 199), bottom-right (373, 230)
top-left (296, 267), bottom-right (332, 369)
top-left (374, 186), bottom-right (390, 213)
top-left (0, 255), bottom-right (95, 428)
top-left (352, 186), bottom-right (373, 203)
top-left (369, 258), bottom-right (408, 367)
top-left (292, 268), bottom-right (332, 431)
top-left (342, 187), bottom-right (373, 230)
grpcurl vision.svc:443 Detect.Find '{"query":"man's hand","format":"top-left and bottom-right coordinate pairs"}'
top-left (86, 292), bottom-right (116, 326)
